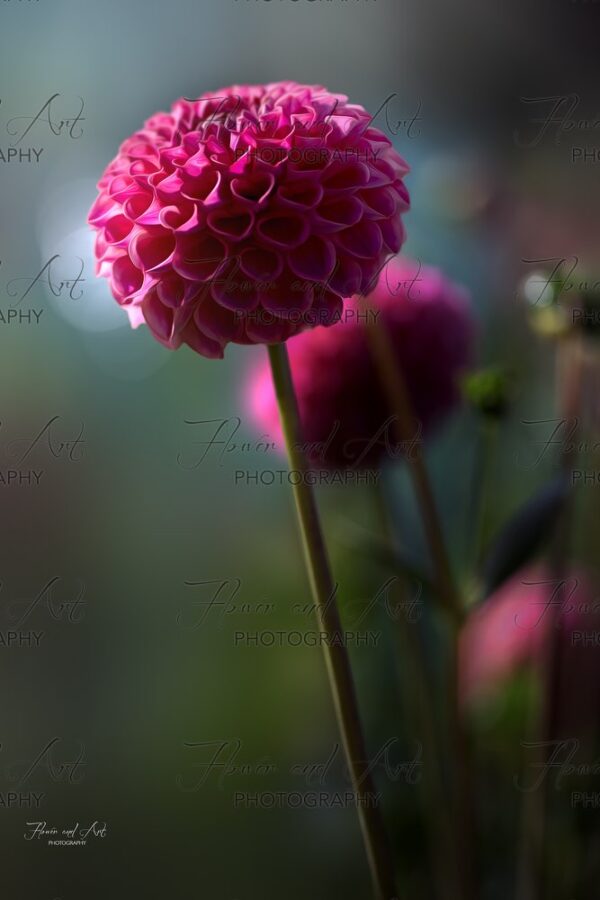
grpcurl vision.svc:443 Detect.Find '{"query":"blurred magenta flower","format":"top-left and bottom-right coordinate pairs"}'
top-left (246, 257), bottom-right (474, 467)
top-left (461, 568), bottom-right (549, 703)
top-left (461, 566), bottom-right (600, 724)
top-left (89, 82), bottom-right (410, 358)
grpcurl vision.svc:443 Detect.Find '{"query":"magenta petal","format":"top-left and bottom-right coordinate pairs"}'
top-left (312, 196), bottom-right (364, 232)
top-left (158, 202), bottom-right (198, 231)
top-left (257, 214), bottom-right (309, 249)
top-left (260, 275), bottom-right (313, 317)
top-left (360, 187), bottom-right (397, 219)
top-left (336, 220), bottom-right (383, 259)
top-left (231, 172), bottom-right (275, 205)
top-left (142, 289), bottom-right (175, 343)
top-left (277, 180), bottom-right (323, 209)
top-left (156, 274), bottom-right (188, 308)
top-left (288, 237), bottom-right (336, 281)
top-left (125, 304), bottom-right (146, 329)
top-left (104, 215), bottom-right (134, 246)
top-left (181, 321), bottom-right (224, 359)
top-left (207, 209), bottom-right (255, 242)
top-left (130, 229), bottom-right (176, 271)
top-left (122, 191), bottom-right (154, 222)
top-left (239, 246), bottom-right (284, 282)
top-left (88, 193), bottom-right (119, 226)
top-left (193, 297), bottom-right (245, 342)
top-left (210, 261), bottom-right (260, 310)
top-left (322, 161), bottom-right (370, 191)
top-left (244, 311), bottom-right (291, 344)
top-left (173, 234), bottom-right (227, 281)
top-left (181, 168), bottom-right (221, 202)
top-left (309, 288), bottom-right (344, 325)
top-left (111, 255), bottom-right (144, 298)
top-left (379, 218), bottom-right (406, 254)
top-left (327, 256), bottom-right (362, 297)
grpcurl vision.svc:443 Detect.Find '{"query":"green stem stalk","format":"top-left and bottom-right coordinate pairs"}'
top-left (268, 342), bottom-right (399, 900)
top-left (516, 330), bottom-right (584, 900)
top-left (363, 311), bottom-right (463, 625)
top-left (472, 417), bottom-right (499, 571)
top-left (363, 310), bottom-right (475, 900)
top-left (373, 481), bottom-right (458, 900)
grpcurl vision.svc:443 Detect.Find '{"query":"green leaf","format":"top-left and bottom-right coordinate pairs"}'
top-left (334, 517), bottom-right (435, 593)
top-left (479, 474), bottom-right (569, 600)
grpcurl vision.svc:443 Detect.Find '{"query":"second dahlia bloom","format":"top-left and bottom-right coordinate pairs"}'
top-left (460, 568), bottom-right (550, 703)
top-left (461, 566), bottom-right (600, 734)
top-left (246, 257), bottom-right (474, 468)
top-left (89, 82), bottom-right (409, 358)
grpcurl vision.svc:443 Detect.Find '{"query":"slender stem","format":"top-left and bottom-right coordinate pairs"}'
top-left (472, 417), bottom-right (499, 571)
top-left (363, 309), bottom-right (475, 900)
top-left (516, 330), bottom-right (584, 900)
top-left (373, 481), bottom-right (457, 900)
top-left (445, 623), bottom-right (475, 897)
top-left (363, 309), bottom-right (463, 625)
top-left (268, 342), bottom-right (399, 900)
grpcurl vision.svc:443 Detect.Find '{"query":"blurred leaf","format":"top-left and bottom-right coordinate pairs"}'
top-left (479, 474), bottom-right (569, 599)
top-left (334, 517), bottom-right (435, 592)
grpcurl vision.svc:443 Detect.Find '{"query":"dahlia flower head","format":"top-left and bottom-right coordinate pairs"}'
top-left (461, 565), bottom-right (600, 731)
top-left (247, 257), bottom-right (474, 468)
top-left (89, 82), bottom-right (410, 359)
top-left (460, 568), bottom-right (550, 704)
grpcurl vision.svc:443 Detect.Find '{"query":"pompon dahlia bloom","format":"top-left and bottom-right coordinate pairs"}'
top-left (246, 257), bottom-right (474, 468)
top-left (88, 82), bottom-right (410, 359)
top-left (461, 566), bottom-right (600, 731)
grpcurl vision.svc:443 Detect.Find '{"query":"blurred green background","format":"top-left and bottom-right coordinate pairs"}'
top-left (0, 1), bottom-right (599, 898)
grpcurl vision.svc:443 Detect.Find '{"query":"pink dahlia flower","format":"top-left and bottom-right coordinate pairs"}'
top-left (460, 568), bottom-right (550, 703)
top-left (246, 257), bottom-right (474, 468)
top-left (461, 565), bottom-right (600, 730)
top-left (89, 82), bottom-right (410, 359)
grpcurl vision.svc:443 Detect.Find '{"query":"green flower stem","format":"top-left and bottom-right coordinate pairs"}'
top-left (267, 342), bottom-right (400, 900)
top-left (363, 311), bottom-right (475, 900)
top-left (373, 482), bottom-right (458, 900)
top-left (471, 416), bottom-right (500, 571)
top-left (516, 330), bottom-right (585, 900)
top-left (363, 311), bottom-right (463, 626)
